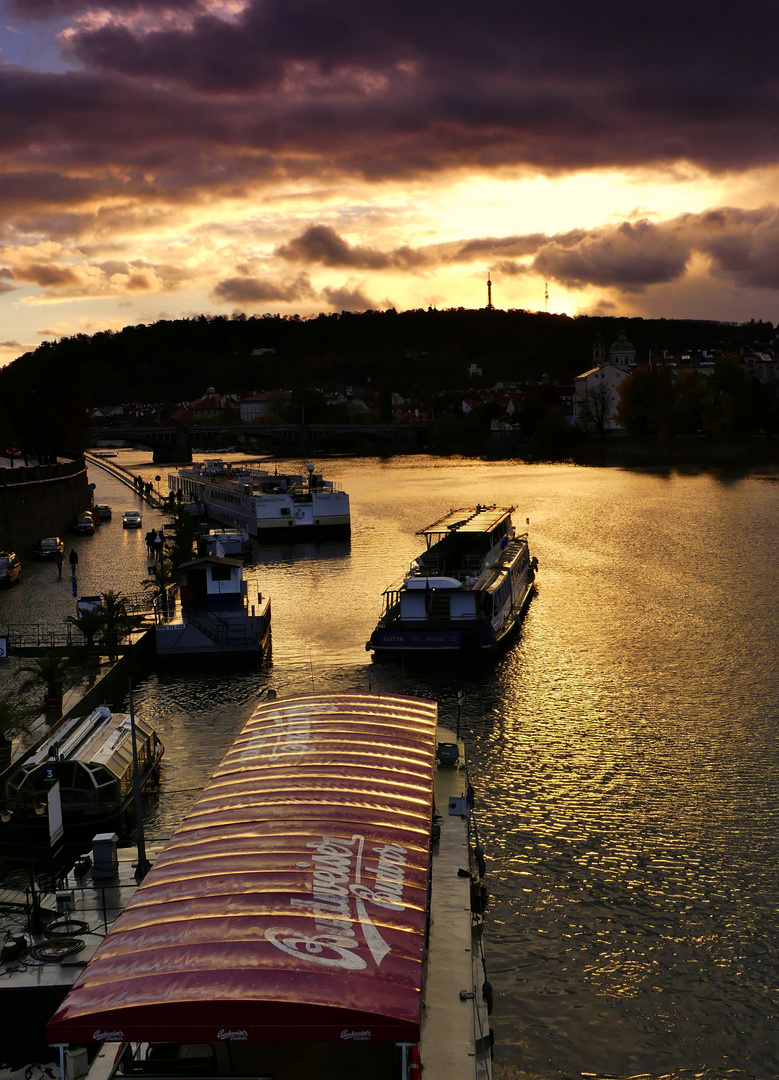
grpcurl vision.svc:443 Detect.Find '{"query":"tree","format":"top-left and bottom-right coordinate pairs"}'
top-left (580, 381), bottom-right (612, 436)
top-left (18, 651), bottom-right (82, 723)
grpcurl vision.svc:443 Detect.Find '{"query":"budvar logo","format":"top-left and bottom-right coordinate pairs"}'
top-left (265, 834), bottom-right (408, 971)
top-left (238, 705), bottom-right (340, 762)
top-left (218, 1029), bottom-right (249, 1041)
top-left (93, 1030), bottom-right (124, 1041)
top-left (341, 1029), bottom-right (372, 1041)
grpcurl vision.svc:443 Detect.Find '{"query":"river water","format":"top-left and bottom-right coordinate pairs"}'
top-left (2, 453), bottom-right (778, 1080)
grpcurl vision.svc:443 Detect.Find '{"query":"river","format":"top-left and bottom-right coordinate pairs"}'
top-left (2, 452), bottom-right (778, 1080)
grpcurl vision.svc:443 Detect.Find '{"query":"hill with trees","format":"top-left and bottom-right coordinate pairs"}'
top-left (0, 307), bottom-right (775, 459)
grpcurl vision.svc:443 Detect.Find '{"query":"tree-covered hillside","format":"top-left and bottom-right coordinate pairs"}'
top-left (0, 308), bottom-right (774, 458)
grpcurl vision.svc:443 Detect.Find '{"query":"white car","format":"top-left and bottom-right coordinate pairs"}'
top-left (122, 510), bottom-right (143, 528)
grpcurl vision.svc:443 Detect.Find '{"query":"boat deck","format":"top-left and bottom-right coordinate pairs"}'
top-left (422, 732), bottom-right (491, 1080)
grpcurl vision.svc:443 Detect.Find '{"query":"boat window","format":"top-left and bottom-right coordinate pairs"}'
top-left (211, 565), bottom-right (232, 581)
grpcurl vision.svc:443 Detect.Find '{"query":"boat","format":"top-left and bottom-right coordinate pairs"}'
top-left (154, 554), bottom-right (271, 659)
top-left (367, 504), bottom-right (537, 657)
top-left (202, 527), bottom-right (252, 558)
top-left (167, 459), bottom-right (350, 540)
top-left (46, 692), bottom-right (493, 1080)
top-left (1, 707), bottom-right (163, 842)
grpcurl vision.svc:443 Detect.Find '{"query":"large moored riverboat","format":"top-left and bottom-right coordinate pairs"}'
top-left (367, 505), bottom-right (536, 657)
top-left (168, 459), bottom-right (350, 540)
top-left (47, 692), bottom-right (492, 1080)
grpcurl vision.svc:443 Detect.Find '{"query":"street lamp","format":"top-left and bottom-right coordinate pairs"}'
top-left (1, 799), bottom-right (48, 935)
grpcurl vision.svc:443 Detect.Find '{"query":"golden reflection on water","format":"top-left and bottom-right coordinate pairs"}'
top-left (9, 453), bottom-right (777, 1080)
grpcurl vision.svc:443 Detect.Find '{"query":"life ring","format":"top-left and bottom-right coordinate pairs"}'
top-left (408, 1043), bottom-right (422, 1080)
top-left (294, 507), bottom-right (305, 520)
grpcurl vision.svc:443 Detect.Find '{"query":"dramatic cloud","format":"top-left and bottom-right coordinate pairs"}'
top-left (3, 0), bottom-right (779, 358)
top-left (321, 283), bottom-right (386, 312)
top-left (276, 226), bottom-right (427, 270)
top-left (212, 272), bottom-right (315, 304)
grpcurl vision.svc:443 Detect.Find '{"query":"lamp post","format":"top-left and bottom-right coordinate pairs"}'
top-left (0, 799), bottom-right (48, 935)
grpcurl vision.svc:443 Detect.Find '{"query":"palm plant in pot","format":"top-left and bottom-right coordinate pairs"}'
top-left (0, 691), bottom-right (37, 770)
top-left (67, 606), bottom-right (105, 661)
top-left (18, 650), bottom-right (82, 724)
top-left (100, 589), bottom-right (132, 660)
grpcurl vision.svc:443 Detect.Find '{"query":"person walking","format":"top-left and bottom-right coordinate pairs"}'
top-left (55, 549), bottom-right (63, 578)
top-left (68, 549), bottom-right (78, 578)
top-left (153, 532), bottom-right (163, 560)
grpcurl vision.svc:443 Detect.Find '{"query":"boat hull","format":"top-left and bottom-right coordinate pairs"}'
top-left (369, 581), bottom-right (535, 658)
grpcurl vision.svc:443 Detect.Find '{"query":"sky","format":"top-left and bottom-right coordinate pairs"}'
top-left (2, 0), bottom-right (779, 367)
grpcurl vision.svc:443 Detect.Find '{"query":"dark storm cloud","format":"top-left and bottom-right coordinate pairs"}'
top-left (34, 0), bottom-right (778, 178)
top-left (8, 0), bottom-right (200, 14)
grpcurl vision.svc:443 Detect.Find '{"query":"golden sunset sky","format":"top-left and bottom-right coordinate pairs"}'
top-left (2, 0), bottom-right (779, 367)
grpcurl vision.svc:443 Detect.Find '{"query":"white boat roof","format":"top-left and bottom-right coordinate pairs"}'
top-left (419, 505), bottom-right (514, 536)
top-left (21, 708), bottom-right (156, 772)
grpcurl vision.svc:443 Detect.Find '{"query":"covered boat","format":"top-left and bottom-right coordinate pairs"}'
top-left (2, 707), bottom-right (163, 841)
top-left (46, 692), bottom-right (492, 1080)
top-left (367, 504), bottom-right (537, 657)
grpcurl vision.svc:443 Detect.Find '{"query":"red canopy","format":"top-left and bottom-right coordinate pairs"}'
top-left (47, 693), bottom-right (439, 1046)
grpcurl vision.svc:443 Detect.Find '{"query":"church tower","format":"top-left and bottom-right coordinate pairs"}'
top-left (593, 332), bottom-right (606, 366)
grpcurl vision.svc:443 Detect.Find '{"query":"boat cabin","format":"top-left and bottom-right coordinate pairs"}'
top-left (177, 555), bottom-right (245, 611)
top-left (2, 707), bottom-right (162, 839)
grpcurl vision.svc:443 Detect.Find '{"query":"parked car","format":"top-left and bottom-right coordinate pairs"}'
top-left (95, 504), bottom-right (113, 521)
top-left (74, 512), bottom-right (95, 535)
top-left (0, 551), bottom-right (21, 585)
top-left (122, 510), bottom-right (143, 528)
top-left (32, 536), bottom-right (64, 560)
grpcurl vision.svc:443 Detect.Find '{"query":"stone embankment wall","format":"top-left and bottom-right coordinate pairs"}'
top-left (0, 459), bottom-right (90, 554)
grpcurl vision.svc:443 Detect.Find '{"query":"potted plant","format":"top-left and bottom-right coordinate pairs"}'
top-left (18, 650), bottom-right (82, 724)
top-left (0, 691), bottom-right (37, 770)
top-left (67, 606), bottom-right (105, 662)
top-left (100, 590), bottom-right (131, 660)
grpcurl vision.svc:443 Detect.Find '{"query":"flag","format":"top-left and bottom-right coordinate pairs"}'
top-left (215, 539), bottom-right (226, 558)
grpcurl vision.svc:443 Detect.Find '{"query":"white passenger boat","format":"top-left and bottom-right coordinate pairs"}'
top-left (202, 527), bottom-right (252, 558)
top-left (2, 707), bottom-right (163, 843)
top-left (367, 505), bottom-right (537, 657)
top-left (154, 554), bottom-right (271, 660)
top-left (168, 459), bottom-right (350, 540)
top-left (46, 692), bottom-right (493, 1080)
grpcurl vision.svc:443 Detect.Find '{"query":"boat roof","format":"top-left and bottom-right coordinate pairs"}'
top-left (19, 708), bottom-right (157, 779)
top-left (177, 554), bottom-right (243, 569)
top-left (47, 692), bottom-right (439, 1046)
top-left (418, 505), bottom-right (514, 537)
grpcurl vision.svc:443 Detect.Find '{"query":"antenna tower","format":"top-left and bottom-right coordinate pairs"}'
top-left (487, 270), bottom-right (494, 311)
top-left (544, 282), bottom-right (549, 312)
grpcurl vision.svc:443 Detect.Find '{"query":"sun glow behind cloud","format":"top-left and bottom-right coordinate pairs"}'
top-left (3, 0), bottom-right (779, 367)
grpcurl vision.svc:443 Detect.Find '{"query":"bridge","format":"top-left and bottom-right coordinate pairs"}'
top-left (88, 421), bottom-right (431, 460)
